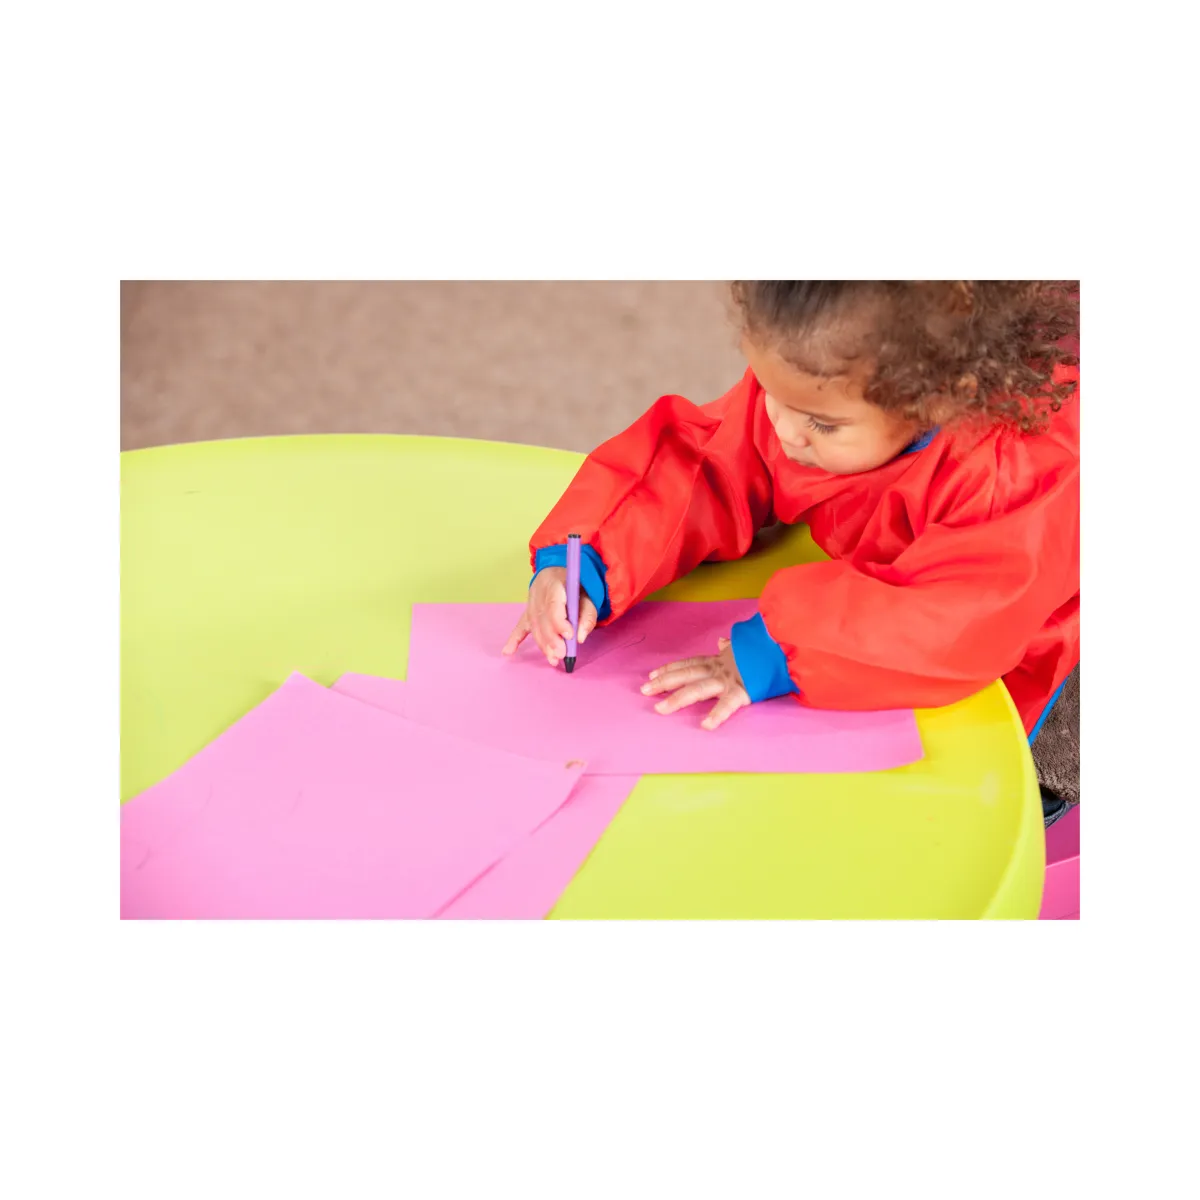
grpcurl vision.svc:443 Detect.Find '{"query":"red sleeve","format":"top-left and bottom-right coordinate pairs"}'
top-left (761, 439), bottom-right (1080, 712)
top-left (531, 370), bottom-right (774, 620)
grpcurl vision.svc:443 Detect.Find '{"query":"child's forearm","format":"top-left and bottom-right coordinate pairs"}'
top-left (755, 483), bottom-right (1079, 711)
top-left (531, 373), bottom-right (774, 622)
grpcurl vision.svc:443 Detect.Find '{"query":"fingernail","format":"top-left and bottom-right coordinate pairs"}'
top-left (641, 683), bottom-right (651, 694)
top-left (649, 670), bottom-right (659, 680)
top-left (655, 701), bottom-right (667, 713)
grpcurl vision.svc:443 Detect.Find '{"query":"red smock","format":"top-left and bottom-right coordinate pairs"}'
top-left (531, 365), bottom-right (1080, 733)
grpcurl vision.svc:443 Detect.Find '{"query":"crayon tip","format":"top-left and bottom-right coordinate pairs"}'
top-left (565, 657), bottom-right (576, 673)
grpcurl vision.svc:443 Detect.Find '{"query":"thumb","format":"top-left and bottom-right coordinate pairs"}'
top-left (577, 598), bottom-right (600, 643)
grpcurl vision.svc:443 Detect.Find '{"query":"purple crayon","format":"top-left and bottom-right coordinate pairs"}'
top-left (565, 533), bottom-right (581, 673)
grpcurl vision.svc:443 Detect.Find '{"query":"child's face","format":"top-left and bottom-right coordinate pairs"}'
top-left (744, 339), bottom-right (921, 475)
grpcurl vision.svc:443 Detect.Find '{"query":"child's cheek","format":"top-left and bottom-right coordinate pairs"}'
top-left (771, 410), bottom-right (802, 445)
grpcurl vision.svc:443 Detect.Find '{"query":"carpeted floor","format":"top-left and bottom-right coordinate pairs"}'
top-left (121, 282), bottom-right (746, 452)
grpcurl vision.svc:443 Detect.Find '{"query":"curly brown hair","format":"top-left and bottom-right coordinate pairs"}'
top-left (731, 281), bottom-right (1079, 434)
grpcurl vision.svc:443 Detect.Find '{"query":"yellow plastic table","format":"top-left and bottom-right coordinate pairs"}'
top-left (121, 435), bottom-right (1045, 918)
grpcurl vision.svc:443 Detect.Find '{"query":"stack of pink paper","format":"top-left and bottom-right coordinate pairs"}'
top-left (327, 673), bottom-right (639, 919)
top-left (121, 600), bottom-right (924, 920)
top-left (121, 674), bottom-right (631, 919)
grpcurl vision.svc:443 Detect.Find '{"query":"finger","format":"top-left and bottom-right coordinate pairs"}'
top-left (577, 598), bottom-right (599, 644)
top-left (653, 678), bottom-right (724, 715)
top-left (717, 636), bottom-right (731, 651)
top-left (534, 584), bottom-right (571, 657)
top-left (541, 623), bottom-right (567, 660)
top-left (558, 593), bottom-right (596, 644)
top-left (535, 628), bottom-right (565, 666)
top-left (530, 612), bottom-right (564, 664)
top-left (532, 609), bottom-right (567, 662)
top-left (647, 655), bottom-right (713, 681)
top-left (701, 690), bottom-right (749, 731)
top-left (641, 662), bottom-right (716, 696)
top-left (502, 614), bottom-right (531, 655)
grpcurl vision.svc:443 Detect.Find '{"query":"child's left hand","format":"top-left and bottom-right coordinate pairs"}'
top-left (641, 636), bottom-right (751, 730)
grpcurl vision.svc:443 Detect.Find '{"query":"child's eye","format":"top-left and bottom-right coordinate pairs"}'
top-left (807, 416), bottom-right (838, 435)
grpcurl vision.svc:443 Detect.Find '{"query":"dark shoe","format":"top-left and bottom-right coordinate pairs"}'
top-left (1041, 785), bottom-right (1069, 829)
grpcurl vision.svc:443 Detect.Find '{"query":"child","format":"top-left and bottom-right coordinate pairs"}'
top-left (502, 281), bottom-right (1080, 825)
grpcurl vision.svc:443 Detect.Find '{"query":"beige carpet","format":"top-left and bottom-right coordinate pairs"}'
top-left (121, 282), bottom-right (746, 452)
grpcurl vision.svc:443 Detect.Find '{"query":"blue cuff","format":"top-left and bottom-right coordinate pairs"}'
top-left (532, 543), bottom-right (611, 621)
top-left (730, 613), bottom-right (800, 703)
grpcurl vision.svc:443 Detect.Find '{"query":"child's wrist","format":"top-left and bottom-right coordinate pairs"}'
top-left (533, 542), bottom-right (611, 620)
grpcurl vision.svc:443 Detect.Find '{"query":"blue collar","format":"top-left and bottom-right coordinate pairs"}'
top-left (900, 427), bottom-right (939, 456)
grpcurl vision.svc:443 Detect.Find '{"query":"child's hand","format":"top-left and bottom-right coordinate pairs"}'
top-left (641, 636), bottom-right (751, 730)
top-left (502, 566), bottom-right (600, 667)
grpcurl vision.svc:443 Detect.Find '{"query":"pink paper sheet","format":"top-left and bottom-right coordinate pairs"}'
top-left (402, 601), bottom-right (924, 775)
top-left (121, 673), bottom-right (585, 919)
top-left (333, 673), bottom-right (638, 919)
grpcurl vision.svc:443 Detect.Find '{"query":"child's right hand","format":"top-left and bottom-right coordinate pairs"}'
top-left (502, 566), bottom-right (600, 667)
